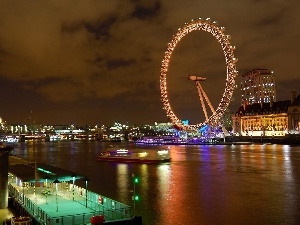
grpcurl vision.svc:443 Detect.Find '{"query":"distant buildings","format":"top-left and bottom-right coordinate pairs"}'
top-left (1, 68), bottom-right (299, 140)
top-left (232, 68), bottom-right (300, 137)
top-left (287, 91), bottom-right (300, 131)
top-left (241, 69), bottom-right (276, 106)
top-left (233, 91), bottom-right (300, 137)
top-left (221, 109), bottom-right (233, 131)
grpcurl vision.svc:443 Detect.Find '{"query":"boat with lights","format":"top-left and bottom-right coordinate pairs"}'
top-left (97, 147), bottom-right (171, 163)
top-left (4, 216), bottom-right (33, 225)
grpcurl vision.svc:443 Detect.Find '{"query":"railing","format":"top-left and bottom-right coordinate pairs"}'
top-left (8, 183), bottom-right (131, 225)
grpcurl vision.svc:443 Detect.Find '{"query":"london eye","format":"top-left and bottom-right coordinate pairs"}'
top-left (160, 18), bottom-right (238, 131)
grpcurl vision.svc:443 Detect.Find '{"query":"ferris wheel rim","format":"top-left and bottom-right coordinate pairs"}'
top-left (160, 18), bottom-right (238, 131)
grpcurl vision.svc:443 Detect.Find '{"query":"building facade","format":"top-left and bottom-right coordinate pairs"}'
top-left (241, 69), bottom-right (276, 106)
top-left (287, 91), bottom-right (300, 132)
top-left (233, 92), bottom-right (300, 137)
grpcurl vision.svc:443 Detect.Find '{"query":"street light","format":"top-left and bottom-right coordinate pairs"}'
top-left (22, 181), bottom-right (26, 204)
top-left (43, 175), bottom-right (50, 204)
top-left (71, 174), bottom-right (77, 201)
top-left (53, 179), bottom-right (60, 212)
top-left (43, 175), bottom-right (50, 189)
top-left (83, 177), bottom-right (90, 208)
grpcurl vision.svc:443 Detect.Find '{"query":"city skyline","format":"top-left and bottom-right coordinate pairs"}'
top-left (0, 1), bottom-right (299, 126)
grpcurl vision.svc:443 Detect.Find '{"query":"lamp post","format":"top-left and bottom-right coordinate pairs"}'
top-left (72, 174), bottom-right (76, 201)
top-left (22, 181), bottom-right (25, 204)
top-left (53, 179), bottom-right (60, 212)
top-left (43, 175), bottom-right (50, 204)
top-left (45, 176), bottom-right (48, 189)
top-left (83, 177), bottom-right (90, 208)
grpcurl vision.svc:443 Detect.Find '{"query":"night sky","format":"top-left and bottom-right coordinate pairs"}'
top-left (0, 0), bottom-right (299, 126)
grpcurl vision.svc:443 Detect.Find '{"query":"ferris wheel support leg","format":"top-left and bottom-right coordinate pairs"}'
top-left (198, 83), bottom-right (216, 114)
top-left (196, 81), bottom-right (209, 122)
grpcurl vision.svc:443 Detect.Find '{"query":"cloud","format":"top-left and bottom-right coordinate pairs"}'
top-left (0, 0), bottom-right (299, 124)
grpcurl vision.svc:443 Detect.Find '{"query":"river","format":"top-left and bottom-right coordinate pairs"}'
top-left (10, 140), bottom-right (300, 225)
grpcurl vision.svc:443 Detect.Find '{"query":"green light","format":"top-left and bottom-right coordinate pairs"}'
top-left (134, 177), bottom-right (139, 183)
top-left (134, 195), bottom-right (139, 201)
top-left (37, 167), bottom-right (56, 175)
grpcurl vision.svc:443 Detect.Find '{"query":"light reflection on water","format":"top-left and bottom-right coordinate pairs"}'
top-left (10, 141), bottom-right (300, 225)
top-left (116, 164), bottom-right (130, 204)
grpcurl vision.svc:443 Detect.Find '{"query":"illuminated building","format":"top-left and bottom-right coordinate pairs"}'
top-left (233, 92), bottom-right (300, 136)
top-left (287, 91), bottom-right (300, 131)
top-left (241, 69), bottom-right (276, 106)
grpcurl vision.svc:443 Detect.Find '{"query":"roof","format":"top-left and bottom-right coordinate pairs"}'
top-left (291, 93), bottom-right (300, 106)
top-left (9, 162), bottom-right (87, 182)
top-left (235, 100), bottom-right (291, 116)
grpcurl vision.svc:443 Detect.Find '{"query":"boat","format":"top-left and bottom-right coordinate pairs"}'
top-left (12, 217), bottom-right (32, 225)
top-left (3, 216), bottom-right (32, 225)
top-left (97, 147), bottom-right (171, 163)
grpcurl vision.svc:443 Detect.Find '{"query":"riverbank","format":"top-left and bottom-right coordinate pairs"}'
top-left (133, 135), bottom-right (300, 146)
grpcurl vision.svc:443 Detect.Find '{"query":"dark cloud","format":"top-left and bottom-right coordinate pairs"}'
top-left (131, 1), bottom-right (161, 20)
top-left (106, 59), bottom-right (136, 70)
top-left (84, 17), bottom-right (117, 41)
top-left (0, 0), bottom-right (299, 125)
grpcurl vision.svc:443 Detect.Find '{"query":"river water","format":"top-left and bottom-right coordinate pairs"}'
top-left (10, 140), bottom-right (300, 225)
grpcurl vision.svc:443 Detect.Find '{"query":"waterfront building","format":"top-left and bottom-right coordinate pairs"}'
top-left (232, 91), bottom-right (300, 136)
top-left (153, 122), bottom-right (175, 133)
top-left (287, 91), bottom-right (300, 131)
top-left (241, 69), bottom-right (276, 106)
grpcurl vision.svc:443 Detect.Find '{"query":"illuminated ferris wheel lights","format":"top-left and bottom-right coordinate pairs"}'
top-left (232, 58), bottom-right (238, 63)
top-left (160, 18), bottom-right (238, 130)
